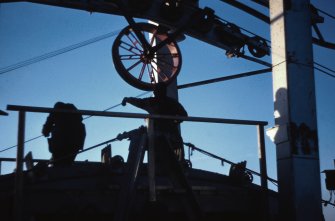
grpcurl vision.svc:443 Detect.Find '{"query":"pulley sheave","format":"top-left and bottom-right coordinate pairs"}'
top-left (112, 23), bottom-right (182, 91)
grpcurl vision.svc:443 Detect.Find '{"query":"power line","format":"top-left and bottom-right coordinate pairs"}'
top-left (0, 91), bottom-right (150, 154)
top-left (0, 30), bottom-right (120, 75)
top-left (314, 66), bottom-right (335, 79)
top-left (214, 15), bottom-right (271, 44)
top-left (83, 91), bottom-right (150, 120)
top-left (314, 61), bottom-right (335, 74)
top-left (3, 61), bottom-right (334, 153)
top-left (0, 136), bottom-right (43, 153)
top-left (317, 8), bottom-right (335, 20)
top-left (291, 61), bottom-right (335, 79)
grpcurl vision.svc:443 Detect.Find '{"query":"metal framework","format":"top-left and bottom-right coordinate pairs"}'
top-left (269, 0), bottom-right (322, 220)
top-left (1, 0), bottom-right (270, 58)
top-left (7, 104), bottom-right (269, 221)
top-left (1, 1), bottom-right (331, 220)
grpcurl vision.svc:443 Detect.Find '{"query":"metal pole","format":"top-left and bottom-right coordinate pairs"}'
top-left (257, 125), bottom-right (268, 189)
top-left (14, 110), bottom-right (25, 221)
top-left (177, 68), bottom-right (271, 90)
top-left (114, 128), bottom-right (147, 221)
top-left (257, 125), bottom-right (269, 221)
top-left (7, 105), bottom-right (268, 126)
top-left (147, 119), bottom-right (156, 202)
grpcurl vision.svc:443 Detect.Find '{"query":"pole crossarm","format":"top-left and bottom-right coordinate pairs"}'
top-left (7, 105), bottom-right (268, 126)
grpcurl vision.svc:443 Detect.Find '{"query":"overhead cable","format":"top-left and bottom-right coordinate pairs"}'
top-left (292, 61), bottom-right (335, 79)
top-left (215, 15), bottom-right (271, 43)
top-left (0, 30), bottom-right (120, 75)
top-left (317, 8), bottom-right (335, 20)
top-left (0, 91), bottom-right (150, 154)
top-left (314, 61), bottom-right (335, 74)
top-left (314, 66), bottom-right (335, 79)
top-left (0, 136), bottom-right (43, 153)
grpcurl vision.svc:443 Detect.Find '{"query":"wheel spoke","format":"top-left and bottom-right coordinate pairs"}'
top-left (119, 54), bottom-right (141, 60)
top-left (152, 56), bottom-right (178, 70)
top-left (150, 61), bottom-right (169, 81)
top-left (128, 30), bottom-right (144, 50)
top-left (147, 64), bottom-right (157, 83)
top-left (126, 59), bottom-right (143, 72)
top-left (138, 63), bottom-right (146, 80)
top-left (120, 40), bottom-right (143, 54)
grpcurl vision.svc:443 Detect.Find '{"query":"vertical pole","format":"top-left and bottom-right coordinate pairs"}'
top-left (257, 124), bottom-right (268, 189)
top-left (257, 124), bottom-right (269, 221)
top-left (149, 20), bottom-right (184, 159)
top-left (14, 110), bottom-right (25, 221)
top-left (114, 128), bottom-right (147, 221)
top-left (269, 0), bottom-right (322, 220)
top-left (147, 119), bottom-right (156, 202)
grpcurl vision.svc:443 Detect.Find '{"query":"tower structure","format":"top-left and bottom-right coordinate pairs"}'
top-left (269, 0), bottom-right (322, 220)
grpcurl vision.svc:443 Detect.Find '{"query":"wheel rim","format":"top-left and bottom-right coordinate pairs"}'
top-left (112, 23), bottom-right (182, 91)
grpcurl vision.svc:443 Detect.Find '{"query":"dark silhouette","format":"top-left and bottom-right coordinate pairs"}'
top-left (122, 84), bottom-right (203, 220)
top-left (42, 102), bottom-right (86, 166)
top-left (122, 83), bottom-right (188, 161)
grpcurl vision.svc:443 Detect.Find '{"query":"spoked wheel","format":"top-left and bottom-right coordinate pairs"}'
top-left (112, 23), bottom-right (182, 91)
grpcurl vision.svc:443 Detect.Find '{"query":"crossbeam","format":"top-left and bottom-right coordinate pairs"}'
top-left (7, 105), bottom-right (268, 126)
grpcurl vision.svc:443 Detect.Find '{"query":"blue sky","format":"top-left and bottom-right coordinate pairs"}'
top-left (0, 1), bottom-right (334, 219)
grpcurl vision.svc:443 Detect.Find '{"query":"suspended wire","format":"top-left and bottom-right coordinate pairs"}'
top-left (3, 62), bottom-right (334, 153)
top-left (0, 136), bottom-right (43, 153)
top-left (83, 91), bottom-right (150, 120)
top-left (185, 1), bottom-right (271, 44)
top-left (0, 30), bottom-right (120, 75)
top-left (184, 142), bottom-right (278, 184)
top-left (294, 61), bottom-right (335, 79)
top-left (214, 15), bottom-right (271, 44)
top-left (274, 60), bottom-right (335, 79)
top-left (0, 91), bottom-right (150, 154)
top-left (317, 8), bottom-right (335, 20)
top-left (1, 5), bottom-right (334, 152)
top-left (314, 61), bottom-right (335, 74)
top-left (0, 28), bottom-right (149, 153)
top-left (314, 66), bottom-right (335, 79)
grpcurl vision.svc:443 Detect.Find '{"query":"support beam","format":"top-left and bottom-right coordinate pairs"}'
top-left (269, 0), bottom-right (322, 220)
top-left (257, 125), bottom-right (268, 189)
top-left (178, 68), bottom-right (271, 90)
top-left (1, 0), bottom-right (270, 58)
top-left (14, 111), bottom-right (26, 221)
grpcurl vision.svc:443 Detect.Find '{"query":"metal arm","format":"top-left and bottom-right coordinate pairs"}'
top-left (2, 0), bottom-right (270, 58)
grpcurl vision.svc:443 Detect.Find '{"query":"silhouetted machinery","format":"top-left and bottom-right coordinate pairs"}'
top-left (2, 0), bottom-right (271, 91)
top-left (0, 1), bottom-right (306, 221)
top-left (0, 124), bottom-right (279, 221)
top-left (2, 0), bottom-right (332, 91)
top-left (322, 165), bottom-right (335, 207)
top-left (109, 0), bottom-right (271, 90)
top-left (324, 170), bottom-right (335, 191)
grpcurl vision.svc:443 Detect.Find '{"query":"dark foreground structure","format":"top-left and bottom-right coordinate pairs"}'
top-left (0, 163), bottom-right (278, 221)
top-left (0, 107), bottom-right (278, 221)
